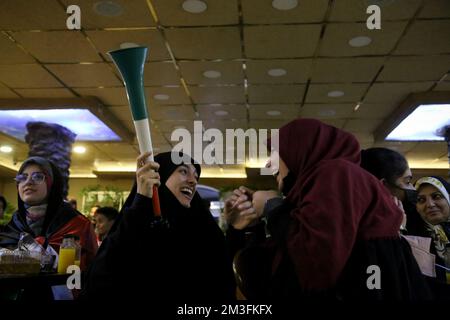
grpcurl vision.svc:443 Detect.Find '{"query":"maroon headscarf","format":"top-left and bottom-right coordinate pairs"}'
top-left (276, 118), bottom-right (403, 290)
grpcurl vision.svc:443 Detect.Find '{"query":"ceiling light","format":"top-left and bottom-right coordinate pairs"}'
top-left (272, 0), bottom-right (298, 10)
top-left (267, 110), bottom-right (281, 116)
top-left (0, 145), bottom-right (12, 153)
top-left (182, 0), bottom-right (207, 13)
top-left (386, 104), bottom-right (450, 141)
top-left (153, 94), bottom-right (170, 101)
top-left (348, 36), bottom-right (372, 48)
top-left (214, 110), bottom-right (229, 116)
top-left (267, 68), bottom-right (287, 77)
top-left (119, 42), bottom-right (140, 49)
top-left (203, 70), bottom-right (222, 79)
top-left (327, 90), bottom-right (345, 98)
top-left (0, 109), bottom-right (121, 141)
top-left (73, 146), bottom-right (86, 154)
top-left (93, 1), bottom-right (124, 17)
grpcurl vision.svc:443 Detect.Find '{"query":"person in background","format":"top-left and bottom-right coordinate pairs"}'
top-left (0, 156), bottom-right (98, 270)
top-left (360, 147), bottom-right (419, 233)
top-left (0, 195), bottom-right (6, 232)
top-left (68, 198), bottom-right (77, 210)
top-left (88, 204), bottom-right (100, 225)
top-left (415, 176), bottom-right (450, 286)
top-left (224, 118), bottom-right (431, 300)
top-left (93, 206), bottom-right (119, 246)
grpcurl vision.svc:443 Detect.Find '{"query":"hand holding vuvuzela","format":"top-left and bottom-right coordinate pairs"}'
top-left (108, 46), bottom-right (162, 217)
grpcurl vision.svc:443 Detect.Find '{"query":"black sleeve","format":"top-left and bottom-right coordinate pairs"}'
top-left (225, 222), bottom-right (266, 259)
top-left (265, 197), bottom-right (292, 243)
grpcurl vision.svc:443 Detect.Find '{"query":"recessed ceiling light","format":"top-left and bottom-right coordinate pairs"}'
top-left (267, 110), bottom-right (281, 116)
top-left (327, 90), bottom-right (345, 98)
top-left (386, 104), bottom-right (450, 141)
top-left (348, 36), bottom-right (372, 48)
top-left (318, 109), bottom-right (336, 117)
top-left (153, 94), bottom-right (170, 101)
top-left (73, 146), bottom-right (86, 154)
top-left (214, 110), bottom-right (229, 116)
top-left (182, 0), bottom-right (207, 13)
top-left (267, 68), bottom-right (287, 77)
top-left (93, 1), bottom-right (124, 17)
top-left (119, 42), bottom-right (140, 49)
top-left (0, 145), bottom-right (12, 153)
top-left (203, 70), bottom-right (222, 79)
top-left (272, 0), bottom-right (298, 10)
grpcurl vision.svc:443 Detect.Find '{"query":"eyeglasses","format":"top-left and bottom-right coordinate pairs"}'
top-left (14, 172), bottom-right (46, 185)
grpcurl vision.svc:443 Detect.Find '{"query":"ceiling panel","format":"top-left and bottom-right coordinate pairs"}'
top-left (394, 20), bottom-right (450, 55)
top-left (0, 64), bottom-right (62, 88)
top-left (434, 81), bottom-right (450, 91)
top-left (0, 34), bottom-right (35, 64)
top-left (248, 120), bottom-right (288, 130)
top-left (305, 83), bottom-right (368, 103)
top-left (46, 63), bottom-right (121, 87)
top-left (407, 142), bottom-right (448, 158)
top-left (85, 30), bottom-right (170, 62)
top-left (60, 0), bottom-right (156, 28)
top-left (364, 82), bottom-right (434, 104)
top-left (157, 119), bottom-right (196, 133)
top-left (300, 103), bottom-right (355, 119)
top-left (244, 25), bottom-right (322, 58)
top-left (74, 87), bottom-right (128, 105)
top-left (15, 88), bottom-right (76, 98)
top-left (0, 87), bottom-right (19, 98)
top-left (179, 61), bottom-right (244, 85)
top-left (249, 104), bottom-right (299, 120)
top-left (165, 27), bottom-right (241, 59)
top-left (145, 86), bottom-right (190, 105)
top-left (248, 85), bottom-right (305, 103)
top-left (149, 105), bottom-right (196, 121)
top-left (343, 119), bottom-right (383, 133)
top-left (320, 22), bottom-right (407, 56)
top-left (189, 86), bottom-right (246, 104)
top-left (419, 0), bottom-right (450, 18)
top-left (320, 119), bottom-right (346, 129)
top-left (354, 103), bottom-right (399, 119)
top-left (378, 56), bottom-right (450, 82)
top-left (310, 57), bottom-right (384, 83)
top-left (246, 59), bottom-right (312, 84)
top-left (143, 62), bottom-right (180, 86)
top-left (151, 0), bottom-right (238, 26)
top-left (0, 0), bottom-right (66, 31)
top-left (12, 31), bottom-right (102, 63)
top-left (329, 0), bottom-right (421, 21)
top-left (196, 104), bottom-right (247, 120)
top-left (242, 0), bottom-right (328, 24)
top-left (94, 142), bottom-right (138, 159)
top-left (203, 119), bottom-right (248, 131)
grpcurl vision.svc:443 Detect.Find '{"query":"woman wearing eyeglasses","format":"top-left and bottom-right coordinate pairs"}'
top-left (0, 156), bottom-right (98, 271)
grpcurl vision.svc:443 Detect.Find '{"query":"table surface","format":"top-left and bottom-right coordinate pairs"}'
top-left (0, 272), bottom-right (70, 289)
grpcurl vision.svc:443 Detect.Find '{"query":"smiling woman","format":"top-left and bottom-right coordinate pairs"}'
top-left (80, 151), bottom-right (236, 302)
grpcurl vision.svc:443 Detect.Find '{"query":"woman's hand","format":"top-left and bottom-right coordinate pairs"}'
top-left (252, 190), bottom-right (279, 217)
top-left (136, 152), bottom-right (160, 198)
top-left (393, 196), bottom-right (407, 231)
top-left (224, 186), bottom-right (262, 230)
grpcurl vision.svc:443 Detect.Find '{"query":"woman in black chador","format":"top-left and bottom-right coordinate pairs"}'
top-left (80, 152), bottom-right (236, 302)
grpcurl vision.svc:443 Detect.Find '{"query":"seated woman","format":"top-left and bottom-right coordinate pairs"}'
top-left (225, 118), bottom-right (431, 300)
top-left (93, 206), bottom-right (119, 247)
top-left (80, 152), bottom-right (236, 302)
top-left (415, 176), bottom-right (450, 283)
top-left (0, 156), bottom-right (98, 270)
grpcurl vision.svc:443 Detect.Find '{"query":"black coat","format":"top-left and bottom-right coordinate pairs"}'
top-left (80, 183), bottom-right (236, 303)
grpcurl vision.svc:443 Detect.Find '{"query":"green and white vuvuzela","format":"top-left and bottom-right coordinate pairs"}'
top-left (108, 46), bottom-right (161, 217)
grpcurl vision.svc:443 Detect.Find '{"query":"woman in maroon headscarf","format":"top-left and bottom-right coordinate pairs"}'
top-left (226, 118), bottom-right (431, 300)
